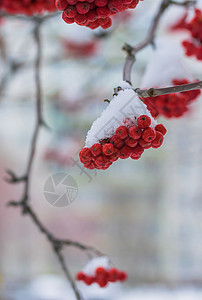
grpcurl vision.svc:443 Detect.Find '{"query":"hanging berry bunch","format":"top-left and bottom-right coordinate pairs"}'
top-left (0, 0), bottom-right (57, 15)
top-left (62, 39), bottom-right (98, 58)
top-left (79, 85), bottom-right (167, 170)
top-left (142, 79), bottom-right (201, 119)
top-left (56, 0), bottom-right (142, 29)
top-left (182, 8), bottom-right (202, 61)
top-left (76, 257), bottom-right (128, 287)
top-left (170, 12), bottom-right (188, 31)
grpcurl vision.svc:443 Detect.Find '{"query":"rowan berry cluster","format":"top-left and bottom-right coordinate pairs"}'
top-left (142, 79), bottom-right (201, 118)
top-left (56, 0), bottom-right (141, 29)
top-left (182, 9), bottom-right (202, 61)
top-left (76, 267), bottom-right (127, 287)
top-left (0, 0), bottom-right (56, 15)
top-left (62, 39), bottom-right (98, 57)
top-left (79, 115), bottom-right (166, 170)
top-left (170, 13), bottom-right (187, 31)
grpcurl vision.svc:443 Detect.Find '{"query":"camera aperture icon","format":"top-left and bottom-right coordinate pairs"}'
top-left (43, 173), bottom-right (78, 207)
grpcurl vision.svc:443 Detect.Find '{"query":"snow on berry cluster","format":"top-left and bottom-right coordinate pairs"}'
top-left (76, 256), bottom-right (127, 287)
top-left (182, 8), bottom-right (202, 61)
top-left (0, 0), bottom-right (56, 15)
top-left (142, 78), bottom-right (201, 119)
top-left (56, 0), bottom-right (142, 29)
top-left (79, 85), bottom-right (167, 170)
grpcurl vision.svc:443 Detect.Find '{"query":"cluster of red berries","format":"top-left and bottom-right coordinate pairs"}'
top-left (182, 9), bottom-right (202, 61)
top-left (62, 39), bottom-right (98, 58)
top-left (79, 115), bottom-right (166, 170)
top-left (76, 267), bottom-right (128, 287)
top-left (0, 0), bottom-right (56, 15)
top-left (56, 0), bottom-right (141, 29)
top-left (142, 79), bottom-right (201, 119)
top-left (170, 12), bottom-right (188, 31)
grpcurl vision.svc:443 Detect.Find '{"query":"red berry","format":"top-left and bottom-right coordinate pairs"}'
top-left (64, 5), bottom-right (77, 17)
top-left (152, 131), bottom-right (164, 148)
top-left (142, 127), bottom-right (156, 142)
top-left (84, 276), bottom-right (95, 285)
top-left (155, 124), bottom-right (167, 135)
top-left (74, 13), bottom-right (87, 24)
top-left (76, 1), bottom-right (90, 14)
top-left (119, 145), bottom-right (132, 159)
top-left (128, 126), bottom-right (142, 139)
top-left (138, 138), bottom-right (151, 148)
top-left (84, 162), bottom-right (96, 169)
top-left (76, 272), bottom-right (86, 281)
top-left (109, 148), bottom-right (120, 162)
top-left (90, 143), bottom-right (102, 156)
top-left (115, 126), bottom-right (128, 139)
top-left (124, 137), bottom-right (138, 147)
top-left (86, 10), bottom-right (97, 21)
top-left (108, 268), bottom-right (118, 282)
top-left (108, 0), bottom-right (123, 12)
top-left (87, 21), bottom-right (100, 29)
top-left (95, 267), bottom-right (108, 287)
top-left (101, 18), bottom-right (112, 29)
top-left (96, 6), bottom-right (110, 17)
top-left (130, 153), bottom-right (141, 160)
top-left (62, 12), bottom-right (74, 23)
top-left (67, 0), bottom-right (78, 4)
top-left (131, 145), bottom-right (144, 156)
top-left (95, 0), bottom-right (108, 6)
top-left (102, 143), bottom-right (114, 156)
top-left (96, 267), bottom-right (106, 275)
top-left (94, 155), bottom-right (108, 167)
top-left (110, 135), bottom-right (124, 149)
top-left (128, 0), bottom-right (139, 8)
top-left (97, 17), bottom-right (109, 25)
top-left (118, 271), bottom-right (128, 281)
top-left (97, 278), bottom-right (108, 287)
top-left (123, 0), bottom-right (133, 4)
top-left (137, 115), bottom-right (151, 129)
top-left (56, 0), bottom-right (68, 11)
top-left (79, 147), bottom-right (92, 163)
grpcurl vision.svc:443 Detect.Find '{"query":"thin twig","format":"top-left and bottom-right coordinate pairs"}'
top-left (170, 0), bottom-right (196, 6)
top-left (122, 0), bottom-right (195, 83)
top-left (4, 17), bottom-right (90, 300)
top-left (135, 80), bottom-right (202, 98)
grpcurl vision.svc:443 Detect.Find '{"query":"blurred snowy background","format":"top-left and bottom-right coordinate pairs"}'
top-left (0, 0), bottom-right (202, 299)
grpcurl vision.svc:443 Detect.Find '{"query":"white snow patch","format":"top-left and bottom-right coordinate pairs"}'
top-left (186, 1), bottom-right (202, 21)
top-left (141, 39), bottom-right (194, 89)
top-left (85, 89), bottom-right (157, 148)
top-left (83, 256), bottom-right (111, 276)
top-left (118, 81), bottom-right (133, 90)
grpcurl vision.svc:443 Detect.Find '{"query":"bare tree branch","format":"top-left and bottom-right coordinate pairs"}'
top-left (4, 17), bottom-right (101, 300)
top-left (122, 0), bottom-right (196, 83)
top-left (135, 80), bottom-right (202, 98)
